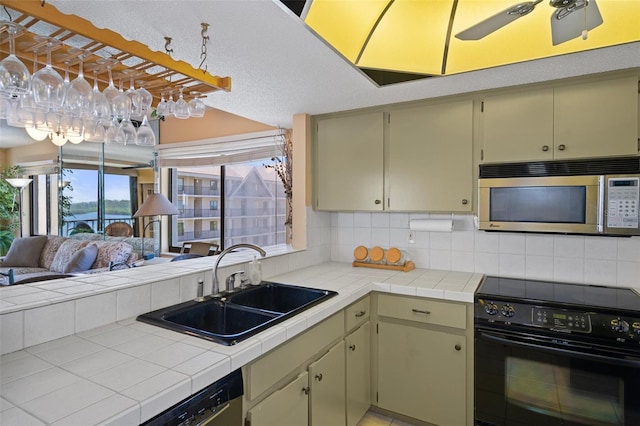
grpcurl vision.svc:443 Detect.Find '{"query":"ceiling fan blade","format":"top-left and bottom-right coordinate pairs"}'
top-left (456, 1), bottom-right (542, 40)
top-left (551, 0), bottom-right (603, 45)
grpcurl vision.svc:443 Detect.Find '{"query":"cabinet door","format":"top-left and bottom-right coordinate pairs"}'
top-left (377, 322), bottom-right (466, 426)
top-left (309, 340), bottom-right (346, 426)
top-left (346, 321), bottom-right (370, 426)
top-left (482, 89), bottom-right (555, 163)
top-left (316, 112), bottom-right (384, 211)
top-left (554, 76), bottom-right (639, 159)
top-left (388, 101), bottom-right (473, 211)
top-left (247, 372), bottom-right (309, 426)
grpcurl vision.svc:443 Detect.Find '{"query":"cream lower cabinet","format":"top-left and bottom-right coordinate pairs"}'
top-left (346, 321), bottom-right (370, 426)
top-left (309, 340), bottom-right (346, 426)
top-left (247, 372), bottom-right (309, 426)
top-left (374, 294), bottom-right (472, 426)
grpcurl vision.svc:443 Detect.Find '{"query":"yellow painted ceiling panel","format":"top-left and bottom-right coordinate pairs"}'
top-left (357, 0), bottom-right (454, 75)
top-left (305, 0), bottom-right (392, 62)
top-left (304, 0), bottom-right (640, 77)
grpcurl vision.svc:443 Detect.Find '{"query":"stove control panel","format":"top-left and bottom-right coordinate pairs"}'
top-left (532, 307), bottom-right (592, 333)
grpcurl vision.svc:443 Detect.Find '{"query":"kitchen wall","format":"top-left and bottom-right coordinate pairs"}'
top-left (328, 211), bottom-right (640, 289)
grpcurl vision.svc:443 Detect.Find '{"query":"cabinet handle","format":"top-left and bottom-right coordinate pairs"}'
top-left (315, 373), bottom-right (323, 382)
top-left (461, 199), bottom-right (468, 205)
top-left (558, 144), bottom-right (566, 151)
top-left (374, 199), bottom-right (381, 205)
top-left (302, 386), bottom-right (310, 395)
top-left (455, 344), bottom-right (462, 351)
top-left (412, 309), bottom-right (431, 315)
top-left (354, 310), bottom-right (366, 317)
top-left (349, 344), bottom-right (356, 351)
top-left (542, 145), bottom-right (549, 152)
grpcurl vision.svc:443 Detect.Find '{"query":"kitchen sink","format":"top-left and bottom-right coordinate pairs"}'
top-left (137, 282), bottom-right (337, 345)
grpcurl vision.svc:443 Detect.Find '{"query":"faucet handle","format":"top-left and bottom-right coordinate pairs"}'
top-left (225, 270), bottom-right (245, 293)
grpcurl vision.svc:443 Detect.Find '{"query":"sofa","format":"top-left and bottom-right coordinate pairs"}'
top-left (68, 232), bottom-right (157, 259)
top-left (0, 235), bottom-right (138, 285)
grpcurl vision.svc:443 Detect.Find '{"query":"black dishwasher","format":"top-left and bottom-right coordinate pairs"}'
top-left (141, 369), bottom-right (243, 426)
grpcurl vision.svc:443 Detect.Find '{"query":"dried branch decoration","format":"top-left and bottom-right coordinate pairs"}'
top-left (265, 129), bottom-right (293, 226)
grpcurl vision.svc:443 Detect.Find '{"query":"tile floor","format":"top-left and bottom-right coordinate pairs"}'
top-left (357, 410), bottom-right (418, 426)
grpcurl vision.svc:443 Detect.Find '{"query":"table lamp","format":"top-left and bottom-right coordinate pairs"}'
top-left (6, 178), bottom-right (33, 238)
top-left (133, 193), bottom-right (179, 260)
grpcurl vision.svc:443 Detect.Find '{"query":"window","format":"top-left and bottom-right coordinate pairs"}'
top-left (170, 159), bottom-right (286, 251)
top-left (177, 178), bottom-right (184, 192)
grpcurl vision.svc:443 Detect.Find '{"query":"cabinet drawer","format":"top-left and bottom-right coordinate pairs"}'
top-left (377, 294), bottom-right (466, 330)
top-left (345, 296), bottom-right (370, 332)
top-left (246, 311), bottom-right (343, 400)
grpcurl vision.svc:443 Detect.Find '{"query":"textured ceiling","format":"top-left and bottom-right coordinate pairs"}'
top-left (4, 0), bottom-right (640, 139)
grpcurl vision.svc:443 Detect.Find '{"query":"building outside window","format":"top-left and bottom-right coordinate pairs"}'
top-left (170, 159), bottom-right (286, 251)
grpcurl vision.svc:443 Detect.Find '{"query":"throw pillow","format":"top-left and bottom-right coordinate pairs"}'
top-left (1, 236), bottom-right (48, 267)
top-left (62, 244), bottom-right (99, 273)
top-left (91, 241), bottom-right (133, 269)
top-left (49, 240), bottom-right (89, 273)
top-left (39, 235), bottom-right (68, 270)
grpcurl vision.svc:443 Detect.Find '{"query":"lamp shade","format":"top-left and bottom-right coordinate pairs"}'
top-left (6, 178), bottom-right (33, 189)
top-left (133, 193), bottom-right (179, 217)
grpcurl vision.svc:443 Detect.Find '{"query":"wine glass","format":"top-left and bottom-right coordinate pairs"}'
top-left (155, 91), bottom-right (167, 116)
top-left (31, 37), bottom-right (64, 109)
top-left (0, 22), bottom-right (31, 97)
top-left (125, 74), bottom-right (142, 118)
top-left (135, 114), bottom-right (156, 146)
top-left (173, 87), bottom-right (190, 119)
top-left (91, 68), bottom-right (111, 125)
top-left (97, 58), bottom-right (119, 109)
top-left (136, 81), bottom-right (153, 116)
top-left (166, 90), bottom-right (175, 117)
top-left (111, 78), bottom-right (131, 120)
top-left (65, 50), bottom-right (93, 118)
top-left (105, 116), bottom-right (124, 145)
top-left (118, 116), bottom-right (137, 145)
top-left (188, 92), bottom-right (206, 118)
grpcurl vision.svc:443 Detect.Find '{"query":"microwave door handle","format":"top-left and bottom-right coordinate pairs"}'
top-left (597, 175), bottom-right (605, 233)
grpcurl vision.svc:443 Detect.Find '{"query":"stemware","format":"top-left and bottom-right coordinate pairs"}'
top-left (64, 50), bottom-right (93, 118)
top-left (136, 81), bottom-right (153, 116)
top-left (125, 75), bottom-right (142, 118)
top-left (135, 114), bottom-right (156, 146)
top-left (173, 87), bottom-right (190, 119)
top-left (105, 116), bottom-right (125, 145)
top-left (31, 37), bottom-right (64, 109)
top-left (155, 91), bottom-right (167, 116)
top-left (188, 92), bottom-right (206, 118)
top-left (97, 58), bottom-right (119, 109)
top-left (118, 116), bottom-right (137, 145)
top-left (166, 90), bottom-right (175, 117)
top-left (111, 78), bottom-right (131, 120)
top-left (0, 22), bottom-right (31, 97)
top-left (91, 68), bottom-right (111, 125)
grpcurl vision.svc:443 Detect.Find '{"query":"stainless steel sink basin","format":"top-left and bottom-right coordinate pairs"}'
top-left (137, 282), bottom-right (337, 345)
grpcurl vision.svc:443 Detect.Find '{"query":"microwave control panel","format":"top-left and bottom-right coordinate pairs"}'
top-left (606, 177), bottom-right (639, 229)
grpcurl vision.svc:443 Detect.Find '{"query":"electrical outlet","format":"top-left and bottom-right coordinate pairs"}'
top-left (409, 231), bottom-right (415, 244)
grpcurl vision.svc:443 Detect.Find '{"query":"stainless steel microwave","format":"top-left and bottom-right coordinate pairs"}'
top-left (478, 157), bottom-right (640, 236)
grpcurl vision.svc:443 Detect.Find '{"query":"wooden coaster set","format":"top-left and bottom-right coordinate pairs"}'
top-left (352, 245), bottom-right (415, 272)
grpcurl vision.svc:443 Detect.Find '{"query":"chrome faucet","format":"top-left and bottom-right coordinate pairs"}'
top-left (212, 243), bottom-right (266, 296)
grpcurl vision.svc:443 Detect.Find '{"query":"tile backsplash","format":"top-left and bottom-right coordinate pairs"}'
top-left (327, 211), bottom-right (640, 289)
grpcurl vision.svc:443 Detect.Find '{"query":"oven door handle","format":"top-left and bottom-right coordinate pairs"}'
top-left (478, 330), bottom-right (640, 368)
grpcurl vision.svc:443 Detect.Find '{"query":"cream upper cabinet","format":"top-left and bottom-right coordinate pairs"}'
top-left (482, 76), bottom-right (639, 163)
top-left (309, 340), bottom-right (346, 426)
top-left (482, 89), bottom-right (555, 163)
top-left (346, 321), bottom-right (371, 426)
top-left (553, 76), bottom-right (639, 159)
top-left (316, 112), bottom-right (384, 211)
top-left (388, 101), bottom-right (474, 212)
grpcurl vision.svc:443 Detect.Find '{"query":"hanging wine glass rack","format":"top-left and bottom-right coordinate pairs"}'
top-left (0, 0), bottom-right (231, 104)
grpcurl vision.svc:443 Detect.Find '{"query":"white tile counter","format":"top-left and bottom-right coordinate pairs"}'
top-left (0, 260), bottom-right (482, 426)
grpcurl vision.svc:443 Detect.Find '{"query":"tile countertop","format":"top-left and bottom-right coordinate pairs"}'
top-left (0, 262), bottom-right (482, 426)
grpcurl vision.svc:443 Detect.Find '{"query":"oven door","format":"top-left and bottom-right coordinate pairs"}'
top-left (475, 328), bottom-right (640, 426)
